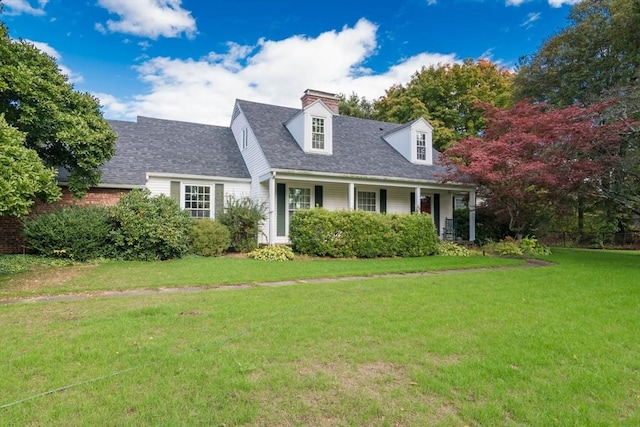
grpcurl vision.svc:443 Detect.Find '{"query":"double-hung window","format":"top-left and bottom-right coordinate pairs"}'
top-left (357, 191), bottom-right (376, 212)
top-left (311, 117), bottom-right (325, 150)
top-left (416, 132), bottom-right (427, 161)
top-left (288, 188), bottom-right (311, 219)
top-left (184, 185), bottom-right (211, 218)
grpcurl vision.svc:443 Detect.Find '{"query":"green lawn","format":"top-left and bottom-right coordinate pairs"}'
top-left (1, 249), bottom-right (639, 426)
top-left (0, 254), bottom-right (523, 300)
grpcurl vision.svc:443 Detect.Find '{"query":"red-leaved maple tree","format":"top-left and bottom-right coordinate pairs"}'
top-left (441, 100), bottom-right (630, 235)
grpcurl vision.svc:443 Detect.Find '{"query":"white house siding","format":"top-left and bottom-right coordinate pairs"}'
top-left (259, 181), bottom-right (271, 244)
top-left (382, 126), bottom-right (411, 162)
top-left (322, 183), bottom-right (349, 211)
top-left (146, 177), bottom-right (170, 196)
top-left (231, 107), bottom-right (271, 202)
top-left (386, 187), bottom-right (412, 214)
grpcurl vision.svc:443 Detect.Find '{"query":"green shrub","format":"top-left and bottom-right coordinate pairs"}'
top-left (438, 241), bottom-right (471, 257)
top-left (484, 236), bottom-right (552, 257)
top-left (189, 220), bottom-right (230, 257)
top-left (22, 206), bottom-right (113, 261)
top-left (520, 236), bottom-right (552, 255)
top-left (248, 245), bottom-right (295, 261)
top-left (110, 189), bottom-right (192, 261)
top-left (217, 196), bottom-right (266, 253)
top-left (289, 209), bottom-right (439, 258)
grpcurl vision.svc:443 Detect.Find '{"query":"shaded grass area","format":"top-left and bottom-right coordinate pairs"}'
top-left (1, 249), bottom-right (639, 425)
top-left (0, 254), bottom-right (523, 299)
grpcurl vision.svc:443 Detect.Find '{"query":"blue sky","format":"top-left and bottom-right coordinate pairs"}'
top-left (2, 0), bottom-right (580, 125)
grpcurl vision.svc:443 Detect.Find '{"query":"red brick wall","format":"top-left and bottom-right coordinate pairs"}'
top-left (0, 187), bottom-right (129, 254)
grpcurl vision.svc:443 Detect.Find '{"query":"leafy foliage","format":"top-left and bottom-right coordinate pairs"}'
top-left (437, 242), bottom-right (471, 257)
top-left (373, 59), bottom-right (514, 150)
top-left (0, 22), bottom-right (116, 198)
top-left (110, 189), bottom-right (192, 261)
top-left (189, 219), bottom-right (230, 257)
top-left (484, 236), bottom-right (551, 256)
top-left (248, 245), bottom-right (295, 261)
top-left (515, 0), bottom-right (639, 107)
top-left (338, 92), bottom-right (375, 119)
top-left (514, 0), bottom-right (640, 229)
top-left (22, 206), bottom-right (113, 261)
top-left (217, 196), bottom-right (266, 253)
top-left (442, 101), bottom-right (632, 236)
top-left (289, 209), bottom-right (439, 258)
top-left (0, 114), bottom-right (60, 216)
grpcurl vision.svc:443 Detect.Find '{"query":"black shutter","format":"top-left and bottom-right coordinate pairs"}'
top-left (380, 189), bottom-right (387, 213)
top-left (314, 185), bottom-right (323, 208)
top-left (410, 192), bottom-right (415, 213)
top-left (277, 183), bottom-right (286, 236)
top-left (215, 184), bottom-right (224, 218)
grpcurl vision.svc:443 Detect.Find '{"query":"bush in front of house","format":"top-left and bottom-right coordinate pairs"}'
top-left (437, 241), bottom-right (471, 257)
top-left (22, 205), bottom-right (113, 261)
top-left (248, 245), bottom-right (295, 261)
top-left (289, 208), bottom-right (439, 258)
top-left (189, 219), bottom-right (230, 257)
top-left (110, 189), bottom-right (192, 261)
top-left (217, 196), bottom-right (266, 253)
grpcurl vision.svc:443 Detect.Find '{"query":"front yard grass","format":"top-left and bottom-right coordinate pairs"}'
top-left (0, 254), bottom-right (523, 300)
top-left (1, 249), bottom-right (639, 425)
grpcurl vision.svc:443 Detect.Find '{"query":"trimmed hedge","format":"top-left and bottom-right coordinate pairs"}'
top-left (289, 209), bottom-right (439, 258)
top-left (189, 219), bottom-right (230, 257)
top-left (22, 206), bottom-right (113, 261)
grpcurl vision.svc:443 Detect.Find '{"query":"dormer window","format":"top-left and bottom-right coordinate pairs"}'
top-left (312, 117), bottom-right (325, 150)
top-left (416, 132), bottom-right (427, 161)
top-left (242, 128), bottom-right (249, 150)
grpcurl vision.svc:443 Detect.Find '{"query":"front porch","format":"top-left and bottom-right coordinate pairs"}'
top-left (257, 172), bottom-right (476, 245)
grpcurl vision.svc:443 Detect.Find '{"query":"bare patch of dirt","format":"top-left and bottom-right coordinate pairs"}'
top-left (2, 264), bottom-right (96, 295)
top-left (252, 360), bottom-right (461, 426)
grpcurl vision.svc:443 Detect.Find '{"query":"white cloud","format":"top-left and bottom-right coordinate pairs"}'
top-left (96, 0), bottom-right (196, 39)
top-left (547, 0), bottom-right (582, 7)
top-left (2, 0), bottom-right (48, 16)
top-left (521, 12), bottom-right (541, 28)
top-left (97, 19), bottom-right (460, 125)
top-left (24, 39), bottom-right (84, 84)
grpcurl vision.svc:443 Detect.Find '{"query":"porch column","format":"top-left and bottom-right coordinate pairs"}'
top-left (348, 183), bottom-right (355, 210)
top-left (268, 174), bottom-right (276, 245)
top-left (469, 189), bottom-right (476, 242)
top-left (414, 187), bottom-right (421, 213)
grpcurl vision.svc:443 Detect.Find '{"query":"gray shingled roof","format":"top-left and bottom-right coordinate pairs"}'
top-left (60, 116), bottom-right (250, 186)
top-left (237, 100), bottom-right (448, 182)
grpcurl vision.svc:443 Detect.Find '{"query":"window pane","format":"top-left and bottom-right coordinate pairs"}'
top-left (184, 185), bottom-right (212, 218)
top-left (357, 191), bottom-right (376, 212)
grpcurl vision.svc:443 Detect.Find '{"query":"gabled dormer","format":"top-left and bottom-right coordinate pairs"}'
top-left (285, 89), bottom-right (338, 155)
top-left (382, 117), bottom-right (434, 165)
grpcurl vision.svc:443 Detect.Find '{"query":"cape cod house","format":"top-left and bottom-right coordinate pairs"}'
top-left (0, 89), bottom-right (476, 253)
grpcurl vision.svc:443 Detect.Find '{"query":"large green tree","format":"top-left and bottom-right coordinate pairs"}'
top-left (0, 20), bottom-right (116, 207)
top-left (372, 59), bottom-right (514, 150)
top-left (515, 0), bottom-right (639, 106)
top-left (0, 114), bottom-right (60, 216)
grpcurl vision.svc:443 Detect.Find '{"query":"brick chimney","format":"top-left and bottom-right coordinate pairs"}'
top-left (301, 89), bottom-right (340, 115)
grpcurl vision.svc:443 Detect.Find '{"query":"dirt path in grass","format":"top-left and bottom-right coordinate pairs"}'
top-left (0, 259), bottom-right (553, 305)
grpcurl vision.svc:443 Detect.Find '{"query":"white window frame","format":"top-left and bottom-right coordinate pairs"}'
top-left (183, 184), bottom-right (212, 219)
top-left (357, 190), bottom-right (376, 212)
top-left (416, 132), bottom-right (427, 161)
top-left (287, 186), bottom-right (312, 233)
top-left (311, 117), bottom-right (325, 150)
